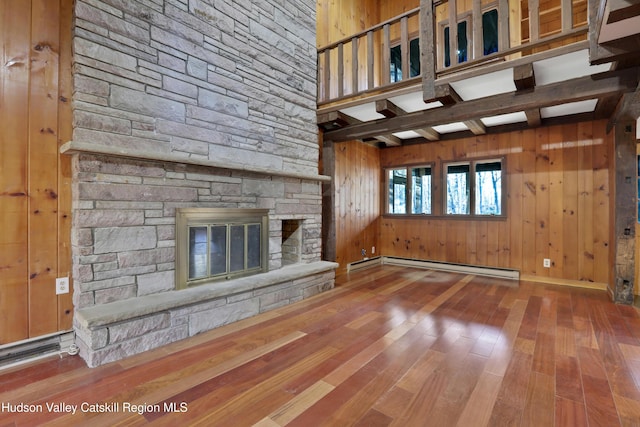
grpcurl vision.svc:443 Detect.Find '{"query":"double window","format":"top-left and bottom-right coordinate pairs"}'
top-left (445, 160), bottom-right (503, 216)
top-left (442, 8), bottom-right (499, 67)
top-left (176, 208), bottom-right (269, 289)
top-left (387, 165), bottom-right (433, 215)
top-left (386, 159), bottom-right (503, 217)
top-left (390, 37), bottom-right (421, 83)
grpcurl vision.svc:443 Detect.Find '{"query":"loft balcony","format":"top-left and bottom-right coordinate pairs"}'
top-left (317, 0), bottom-right (640, 146)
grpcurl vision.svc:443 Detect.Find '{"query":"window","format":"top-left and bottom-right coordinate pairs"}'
top-left (444, 20), bottom-right (468, 67)
top-left (176, 208), bottom-right (269, 289)
top-left (387, 165), bottom-right (432, 215)
top-left (441, 9), bottom-right (499, 67)
top-left (446, 163), bottom-right (470, 214)
top-left (390, 37), bottom-right (421, 83)
top-left (482, 9), bottom-right (499, 55)
top-left (475, 161), bottom-right (502, 215)
top-left (412, 167), bottom-right (432, 214)
top-left (445, 159), bottom-right (503, 216)
top-left (388, 168), bottom-right (407, 214)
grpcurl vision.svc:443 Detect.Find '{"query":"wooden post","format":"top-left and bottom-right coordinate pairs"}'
top-left (420, 0), bottom-right (436, 101)
top-left (612, 120), bottom-right (636, 304)
top-left (322, 139), bottom-right (336, 263)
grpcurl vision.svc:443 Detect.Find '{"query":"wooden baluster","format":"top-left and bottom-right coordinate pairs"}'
top-left (382, 24), bottom-right (391, 85)
top-left (448, 0), bottom-right (458, 66)
top-left (529, 0), bottom-right (540, 43)
top-left (499, 0), bottom-right (509, 51)
top-left (352, 37), bottom-right (358, 95)
top-left (322, 49), bottom-right (330, 102)
top-left (561, 0), bottom-right (573, 33)
top-left (401, 16), bottom-right (409, 81)
top-left (337, 42), bottom-right (344, 98)
top-left (472, 0), bottom-right (482, 60)
top-left (367, 30), bottom-right (374, 91)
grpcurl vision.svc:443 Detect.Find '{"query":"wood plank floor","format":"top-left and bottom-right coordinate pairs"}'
top-left (2, 265), bottom-right (640, 426)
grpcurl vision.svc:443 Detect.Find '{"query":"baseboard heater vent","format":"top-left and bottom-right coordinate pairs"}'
top-left (382, 256), bottom-right (519, 280)
top-left (0, 331), bottom-right (75, 370)
top-left (347, 256), bottom-right (519, 281)
top-left (347, 256), bottom-right (383, 272)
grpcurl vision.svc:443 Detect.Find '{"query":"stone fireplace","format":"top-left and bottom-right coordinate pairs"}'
top-left (64, 0), bottom-right (336, 367)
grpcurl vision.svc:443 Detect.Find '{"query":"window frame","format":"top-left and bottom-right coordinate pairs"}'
top-left (443, 157), bottom-right (506, 218)
top-left (438, 4), bottom-right (500, 69)
top-left (389, 35), bottom-right (421, 83)
top-left (385, 163), bottom-right (434, 216)
top-left (175, 208), bottom-right (269, 289)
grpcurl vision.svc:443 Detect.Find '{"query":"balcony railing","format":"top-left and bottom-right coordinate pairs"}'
top-left (317, 0), bottom-right (589, 105)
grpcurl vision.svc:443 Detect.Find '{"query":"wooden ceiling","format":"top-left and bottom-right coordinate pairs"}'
top-left (318, 0), bottom-right (640, 147)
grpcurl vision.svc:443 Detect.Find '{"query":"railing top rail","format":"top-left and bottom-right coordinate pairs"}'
top-left (317, 6), bottom-right (421, 53)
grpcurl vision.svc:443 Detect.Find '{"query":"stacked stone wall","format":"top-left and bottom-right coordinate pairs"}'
top-left (72, 154), bottom-right (323, 308)
top-left (67, 0), bottom-right (334, 366)
top-left (73, 0), bottom-right (318, 175)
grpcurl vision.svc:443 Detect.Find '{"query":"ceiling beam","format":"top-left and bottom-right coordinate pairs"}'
top-left (323, 67), bottom-right (639, 142)
top-left (375, 134), bottom-right (402, 147)
top-left (430, 84), bottom-right (463, 105)
top-left (414, 127), bottom-right (441, 141)
top-left (607, 0), bottom-right (640, 24)
top-left (464, 120), bottom-right (487, 135)
top-left (317, 111), bottom-right (360, 130)
top-left (514, 63), bottom-right (536, 91)
top-left (375, 99), bottom-right (406, 118)
top-left (525, 108), bottom-right (542, 127)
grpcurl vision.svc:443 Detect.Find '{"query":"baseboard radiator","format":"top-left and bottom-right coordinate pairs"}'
top-left (348, 256), bottom-right (520, 281)
top-left (0, 331), bottom-right (77, 370)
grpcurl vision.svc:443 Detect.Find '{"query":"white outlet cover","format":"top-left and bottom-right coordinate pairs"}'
top-left (56, 277), bottom-right (70, 295)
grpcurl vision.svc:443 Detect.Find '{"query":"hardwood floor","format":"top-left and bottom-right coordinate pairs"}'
top-left (1, 265), bottom-right (640, 426)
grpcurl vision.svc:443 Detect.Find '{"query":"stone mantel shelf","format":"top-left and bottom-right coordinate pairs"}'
top-left (76, 261), bottom-right (339, 330)
top-left (60, 141), bottom-right (332, 183)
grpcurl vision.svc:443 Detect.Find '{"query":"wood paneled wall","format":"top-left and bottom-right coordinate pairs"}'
top-left (379, 121), bottom-right (611, 287)
top-left (316, 0), bottom-right (380, 47)
top-left (333, 142), bottom-right (381, 270)
top-left (333, 121), bottom-right (613, 287)
top-left (0, 0), bottom-right (73, 344)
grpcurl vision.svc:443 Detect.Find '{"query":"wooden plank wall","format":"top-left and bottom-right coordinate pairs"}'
top-left (317, 0), bottom-right (381, 98)
top-left (333, 142), bottom-right (381, 271)
top-left (332, 121), bottom-right (613, 286)
top-left (378, 121), bottom-right (611, 287)
top-left (0, 0), bottom-right (73, 344)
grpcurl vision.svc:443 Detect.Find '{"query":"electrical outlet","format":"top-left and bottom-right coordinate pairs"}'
top-left (56, 277), bottom-right (70, 295)
top-left (371, 246), bottom-right (375, 255)
top-left (543, 258), bottom-right (551, 268)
